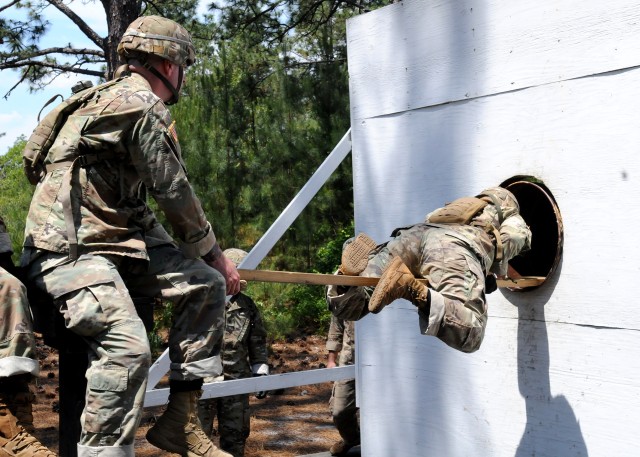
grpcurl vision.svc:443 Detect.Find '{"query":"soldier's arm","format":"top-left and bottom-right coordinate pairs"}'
top-left (326, 315), bottom-right (344, 356)
top-left (128, 100), bottom-right (239, 294)
top-left (492, 214), bottom-right (532, 276)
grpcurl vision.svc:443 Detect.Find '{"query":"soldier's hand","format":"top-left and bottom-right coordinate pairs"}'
top-left (205, 254), bottom-right (241, 296)
top-left (252, 363), bottom-right (269, 399)
top-left (254, 382), bottom-right (267, 400)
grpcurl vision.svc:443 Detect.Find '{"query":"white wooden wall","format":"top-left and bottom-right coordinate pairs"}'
top-left (348, 1), bottom-right (640, 456)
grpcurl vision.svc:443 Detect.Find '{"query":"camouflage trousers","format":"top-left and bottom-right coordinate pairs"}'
top-left (327, 224), bottom-right (488, 353)
top-left (329, 378), bottom-right (359, 445)
top-left (199, 393), bottom-right (250, 457)
top-left (0, 267), bottom-right (38, 378)
top-left (24, 243), bottom-right (226, 455)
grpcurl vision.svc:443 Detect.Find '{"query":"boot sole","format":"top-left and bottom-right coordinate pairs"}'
top-left (341, 233), bottom-right (377, 276)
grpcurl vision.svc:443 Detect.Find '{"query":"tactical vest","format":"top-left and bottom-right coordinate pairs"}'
top-left (427, 193), bottom-right (504, 261)
top-left (22, 78), bottom-right (123, 259)
top-left (22, 79), bottom-right (121, 185)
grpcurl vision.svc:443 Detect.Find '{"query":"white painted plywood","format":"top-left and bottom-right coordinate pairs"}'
top-left (348, 0), bottom-right (640, 120)
top-left (347, 1), bottom-right (640, 456)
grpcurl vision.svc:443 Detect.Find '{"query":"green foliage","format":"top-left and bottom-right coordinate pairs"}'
top-left (148, 302), bottom-right (175, 356)
top-left (244, 224), bottom-right (353, 340)
top-left (0, 137), bottom-right (33, 263)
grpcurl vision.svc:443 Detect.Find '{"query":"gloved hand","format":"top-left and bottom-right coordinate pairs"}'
top-left (252, 363), bottom-right (269, 399)
top-left (484, 273), bottom-right (498, 294)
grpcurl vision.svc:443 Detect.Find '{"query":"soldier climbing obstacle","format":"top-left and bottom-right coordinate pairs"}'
top-left (327, 186), bottom-right (532, 353)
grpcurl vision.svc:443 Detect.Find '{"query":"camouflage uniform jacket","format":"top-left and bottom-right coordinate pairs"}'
top-left (0, 215), bottom-right (11, 255)
top-left (222, 293), bottom-right (268, 380)
top-left (425, 201), bottom-right (531, 277)
top-left (326, 315), bottom-right (355, 367)
top-left (23, 73), bottom-right (215, 261)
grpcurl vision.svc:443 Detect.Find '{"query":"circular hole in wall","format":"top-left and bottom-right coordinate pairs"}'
top-left (500, 176), bottom-right (563, 290)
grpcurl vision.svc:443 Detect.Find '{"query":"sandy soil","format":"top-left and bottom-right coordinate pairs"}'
top-left (31, 335), bottom-right (341, 457)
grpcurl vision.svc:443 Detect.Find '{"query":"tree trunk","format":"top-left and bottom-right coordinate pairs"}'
top-left (101, 0), bottom-right (143, 79)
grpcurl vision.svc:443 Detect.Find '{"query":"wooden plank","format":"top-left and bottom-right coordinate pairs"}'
top-left (238, 269), bottom-right (544, 288)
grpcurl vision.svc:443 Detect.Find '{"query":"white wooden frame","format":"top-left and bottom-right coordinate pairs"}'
top-left (144, 130), bottom-right (355, 407)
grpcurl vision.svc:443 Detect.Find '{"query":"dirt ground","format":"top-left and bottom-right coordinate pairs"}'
top-left (31, 334), bottom-right (342, 457)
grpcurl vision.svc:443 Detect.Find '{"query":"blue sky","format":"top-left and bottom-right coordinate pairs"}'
top-left (0, 1), bottom-right (209, 155)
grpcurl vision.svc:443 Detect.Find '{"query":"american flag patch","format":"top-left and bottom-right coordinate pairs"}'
top-left (167, 120), bottom-right (179, 144)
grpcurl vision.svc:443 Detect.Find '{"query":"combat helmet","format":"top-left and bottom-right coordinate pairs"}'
top-left (223, 248), bottom-right (248, 267)
top-left (117, 15), bottom-right (195, 104)
top-left (117, 15), bottom-right (195, 67)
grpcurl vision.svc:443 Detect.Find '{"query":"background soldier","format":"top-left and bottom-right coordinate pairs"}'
top-left (199, 248), bottom-right (269, 457)
top-left (21, 15), bottom-right (238, 457)
top-left (0, 215), bottom-right (55, 456)
top-left (327, 186), bottom-right (532, 353)
top-left (326, 314), bottom-right (359, 456)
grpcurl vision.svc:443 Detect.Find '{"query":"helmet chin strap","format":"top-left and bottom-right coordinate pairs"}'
top-left (145, 61), bottom-right (183, 105)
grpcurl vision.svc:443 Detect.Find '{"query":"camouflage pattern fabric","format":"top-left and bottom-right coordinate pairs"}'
top-left (118, 15), bottom-right (196, 67)
top-left (199, 292), bottom-right (268, 457)
top-left (327, 316), bottom-right (359, 446)
top-left (20, 72), bottom-right (229, 453)
top-left (0, 266), bottom-right (38, 378)
top-left (327, 197), bottom-right (531, 353)
top-left (0, 216), bottom-right (39, 378)
top-left (22, 73), bottom-right (216, 261)
top-left (23, 244), bottom-right (226, 450)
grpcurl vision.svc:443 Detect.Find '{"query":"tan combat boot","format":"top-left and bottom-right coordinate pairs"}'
top-left (0, 392), bottom-right (56, 457)
top-left (339, 233), bottom-right (377, 276)
top-left (146, 390), bottom-right (232, 457)
top-left (329, 439), bottom-right (359, 456)
top-left (368, 256), bottom-right (429, 314)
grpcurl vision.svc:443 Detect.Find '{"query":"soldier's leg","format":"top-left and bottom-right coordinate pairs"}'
top-left (28, 254), bottom-right (151, 457)
top-left (0, 267), bottom-right (55, 456)
top-left (217, 394), bottom-right (249, 457)
top-left (417, 233), bottom-right (488, 353)
top-left (330, 379), bottom-right (359, 449)
top-left (127, 244), bottom-right (231, 457)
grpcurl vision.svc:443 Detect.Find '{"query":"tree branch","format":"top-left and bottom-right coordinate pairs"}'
top-left (0, 59), bottom-right (104, 76)
top-left (0, 0), bottom-right (20, 14)
top-left (0, 47), bottom-right (104, 65)
top-left (47, 0), bottom-right (105, 49)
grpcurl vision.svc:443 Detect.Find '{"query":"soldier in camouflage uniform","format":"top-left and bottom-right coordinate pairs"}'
top-left (327, 187), bottom-right (532, 353)
top-left (326, 315), bottom-right (359, 456)
top-left (198, 249), bottom-right (269, 457)
top-left (20, 15), bottom-right (239, 457)
top-left (0, 215), bottom-right (56, 456)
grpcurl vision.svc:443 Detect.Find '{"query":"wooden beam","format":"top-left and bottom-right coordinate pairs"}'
top-left (238, 269), bottom-right (545, 288)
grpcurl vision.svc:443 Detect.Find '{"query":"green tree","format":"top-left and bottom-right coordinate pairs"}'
top-left (0, 0), bottom-right (204, 97)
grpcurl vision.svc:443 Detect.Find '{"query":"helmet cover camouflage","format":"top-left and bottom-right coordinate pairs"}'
top-left (223, 248), bottom-right (248, 267)
top-left (117, 15), bottom-right (195, 67)
top-left (478, 186), bottom-right (520, 220)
